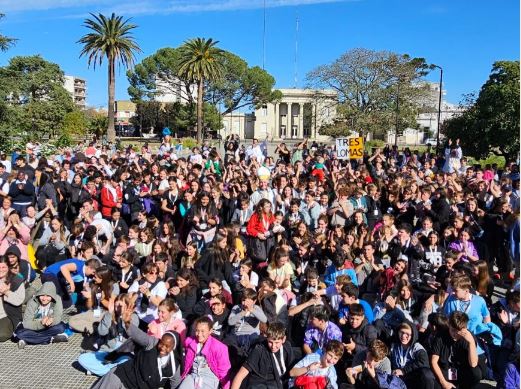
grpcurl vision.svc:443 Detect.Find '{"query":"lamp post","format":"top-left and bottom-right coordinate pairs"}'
top-left (394, 76), bottom-right (401, 147)
top-left (432, 64), bottom-right (443, 154)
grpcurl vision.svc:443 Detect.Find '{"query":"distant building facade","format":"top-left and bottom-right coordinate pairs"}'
top-left (114, 100), bottom-right (136, 126)
top-left (222, 88), bottom-right (338, 141)
top-left (221, 112), bottom-right (255, 140)
top-left (387, 82), bottom-right (464, 145)
top-left (154, 77), bottom-right (198, 104)
top-left (63, 75), bottom-right (87, 108)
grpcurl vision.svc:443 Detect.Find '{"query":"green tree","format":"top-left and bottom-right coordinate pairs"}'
top-left (63, 110), bottom-right (89, 137)
top-left (0, 55), bottom-right (74, 140)
top-left (177, 38), bottom-right (224, 143)
top-left (443, 61), bottom-right (520, 161)
top-left (85, 108), bottom-right (109, 137)
top-left (78, 13), bottom-right (141, 142)
top-left (128, 48), bottom-right (281, 116)
top-left (306, 48), bottom-right (431, 138)
top-left (0, 13), bottom-right (16, 52)
top-left (127, 47), bottom-right (195, 104)
top-left (205, 51), bottom-right (281, 114)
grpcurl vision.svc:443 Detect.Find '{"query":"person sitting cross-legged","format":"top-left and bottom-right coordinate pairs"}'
top-left (14, 282), bottom-right (68, 348)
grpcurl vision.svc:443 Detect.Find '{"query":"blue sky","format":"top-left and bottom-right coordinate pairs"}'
top-left (0, 0), bottom-right (519, 109)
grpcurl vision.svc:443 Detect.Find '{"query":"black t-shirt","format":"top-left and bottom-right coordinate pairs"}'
top-left (209, 308), bottom-right (230, 340)
top-left (162, 190), bottom-right (178, 209)
top-left (430, 333), bottom-right (475, 372)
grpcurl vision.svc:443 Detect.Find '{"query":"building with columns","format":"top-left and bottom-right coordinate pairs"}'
top-left (222, 88), bottom-right (338, 141)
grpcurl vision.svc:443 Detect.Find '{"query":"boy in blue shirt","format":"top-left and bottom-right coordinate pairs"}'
top-left (338, 284), bottom-right (374, 324)
top-left (42, 257), bottom-right (101, 308)
top-left (324, 252), bottom-right (358, 287)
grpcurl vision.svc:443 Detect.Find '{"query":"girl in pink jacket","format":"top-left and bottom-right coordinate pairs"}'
top-left (0, 213), bottom-right (30, 261)
top-left (179, 316), bottom-right (231, 389)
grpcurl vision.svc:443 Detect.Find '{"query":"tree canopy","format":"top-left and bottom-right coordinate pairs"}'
top-left (127, 47), bottom-right (281, 115)
top-left (131, 100), bottom-right (222, 137)
top-left (443, 61), bottom-right (520, 162)
top-left (205, 51), bottom-right (282, 114)
top-left (0, 55), bottom-right (75, 144)
top-left (306, 48), bottom-right (431, 138)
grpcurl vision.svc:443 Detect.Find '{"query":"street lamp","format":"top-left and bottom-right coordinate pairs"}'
top-left (394, 78), bottom-right (400, 147)
top-left (431, 64), bottom-right (443, 154)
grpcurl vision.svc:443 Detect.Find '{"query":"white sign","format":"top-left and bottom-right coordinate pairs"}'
top-left (336, 138), bottom-right (350, 159)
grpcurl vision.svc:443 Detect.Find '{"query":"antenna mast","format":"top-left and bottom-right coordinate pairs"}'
top-left (262, 0), bottom-right (266, 69)
top-left (294, 12), bottom-right (299, 88)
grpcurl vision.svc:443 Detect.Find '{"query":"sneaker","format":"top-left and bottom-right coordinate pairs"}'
top-left (51, 334), bottom-right (69, 344)
top-left (18, 340), bottom-right (26, 349)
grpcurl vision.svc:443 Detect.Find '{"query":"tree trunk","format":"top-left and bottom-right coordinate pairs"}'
top-left (196, 78), bottom-right (204, 144)
top-left (107, 58), bottom-right (116, 143)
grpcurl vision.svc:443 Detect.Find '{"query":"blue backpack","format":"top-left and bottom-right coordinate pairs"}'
top-left (377, 371), bottom-right (407, 389)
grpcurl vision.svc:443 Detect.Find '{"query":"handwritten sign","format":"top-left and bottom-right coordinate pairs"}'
top-left (335, 137), bottom-right (364, 159)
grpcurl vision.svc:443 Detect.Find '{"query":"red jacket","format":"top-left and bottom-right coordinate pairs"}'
top-left (100, 185), bottom-right (122, 217)
top-left (246, 212), bottom-right (275, 237)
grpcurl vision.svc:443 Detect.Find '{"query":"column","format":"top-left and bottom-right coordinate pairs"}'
top-left (274, 103), bottom-right (279, 139)
top-left (299, 103), bottom-right (304, 139)
top-left (287, 103), bottom-right (292, 138)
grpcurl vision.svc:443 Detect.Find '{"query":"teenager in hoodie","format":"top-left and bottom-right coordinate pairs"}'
top-left (14, 282), bottom-right (67, 348)
top-left (338, 303), bottom-right (378, 384)
top-left (389, 321), bottom-right (435, 389)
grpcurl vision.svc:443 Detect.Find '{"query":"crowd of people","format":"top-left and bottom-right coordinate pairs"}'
top-left (0, 132), bottom-right (519, 389)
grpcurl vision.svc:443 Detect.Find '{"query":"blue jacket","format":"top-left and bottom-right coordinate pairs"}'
top-left (324, 266), bottom-right (358, 287)
top-left (338, 298), bottom-right (374, 323)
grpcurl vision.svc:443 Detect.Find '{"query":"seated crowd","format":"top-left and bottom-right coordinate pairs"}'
top-left (0, 135), bottom-right (519, 389)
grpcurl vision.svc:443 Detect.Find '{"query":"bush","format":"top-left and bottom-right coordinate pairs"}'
top-left (181, 137), bottom-right (197, 149)
top-left (364, 139), bottom-right (386, 152)
top-left (468, 154), bottom-right (506, 169)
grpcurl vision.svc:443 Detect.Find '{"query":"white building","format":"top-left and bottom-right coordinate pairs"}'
top-left (221, 112), bottom-right (255, 140)
top-left (387, 82), bottom-right (464, 145)
top-left (222, 88), bottom-right (337, 141)
top-left (63, 75), bottom-right (86, 108)
top-left (154, 77), bottom-right (197, 104)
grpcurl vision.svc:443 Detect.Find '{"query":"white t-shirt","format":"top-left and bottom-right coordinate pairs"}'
top-left (128, 280), bottom-right (168, 323)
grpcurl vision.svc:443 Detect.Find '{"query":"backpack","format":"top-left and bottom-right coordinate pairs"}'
top-left (294, 375), bottom-right (327, 389)
top-left (376, 371), bottom-right (407, 389)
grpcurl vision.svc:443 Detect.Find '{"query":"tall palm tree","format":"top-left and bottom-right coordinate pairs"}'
top-left (78, 13), bottom-right (141, 142)
top-left (0, 14), bottom-right (17, 52)
top-left (177, 38), bottom-right (224, 144)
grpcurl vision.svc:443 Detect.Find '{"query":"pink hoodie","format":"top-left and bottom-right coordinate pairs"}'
top-left (182, 335), bottom-right (231, 389)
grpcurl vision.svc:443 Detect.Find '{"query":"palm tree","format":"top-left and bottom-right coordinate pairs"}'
top-left (78, 13), bottom-right (141, 142)
top-left (177, 38), bottom-right (224, 144)
top-left (0, 14), bottom-right (17, 52)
